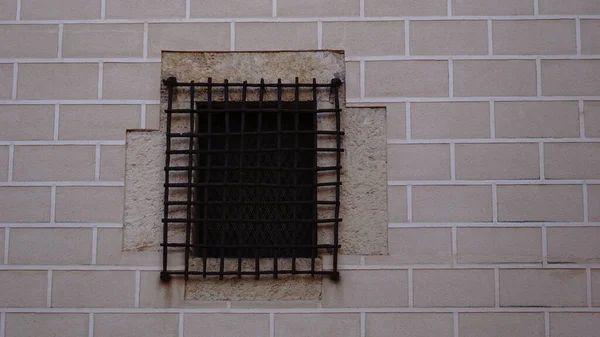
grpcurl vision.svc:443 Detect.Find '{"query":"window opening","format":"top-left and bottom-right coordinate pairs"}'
top-left (161, 77), bottom-right (343, 281)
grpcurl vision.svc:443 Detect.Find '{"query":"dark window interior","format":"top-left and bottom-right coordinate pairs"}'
top-left (194, 101), bottom-right (316, 258)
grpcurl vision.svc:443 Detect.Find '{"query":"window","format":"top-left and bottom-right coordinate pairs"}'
top-left (161, 77), bottom-right (343, 281)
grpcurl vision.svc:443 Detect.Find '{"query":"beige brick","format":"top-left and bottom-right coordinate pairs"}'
top-left (0, 105), bottom-right (55, 141)
top-left (366, 61), bottom-right (449, 97)
top-left (102, 63), bottom-right (160, 100)
top-left (454, 60), bottom-right (537, 97)
top-left (235, 23), bottom-right (317, 51)
top-left (542, 60), bottom-right (600, 96)
top-left (366, 313), bottom-right (453, 337)
top-left (453, 0), bottom-right (534, 15)
top-left (540, 0), bottom-right (600, 14)
top-left (585, 101), bottom-right (600, 138)
top-left (550, 313), bottom-right (600, 337)
top-left (95, 314), bottom-right (179, 337)
top-left (0, 146), bottom-right (7, 181)
top-left (493, 20), bottom-right (577, 55)
top-left (410, 20), bottom-right (488, 55)
top-left (388, 186), bottom-right (407, 222)
top-left (582, 20), bottom-right (600, 54)
top-left (0, 271), bottom-right (47, 307)
top-left (106, 0), bottom-right (185, 19)
top-left (590, 185), bottom-right (600, 222)
top-left (21, 0), bottom-right (100, 19)
top-left (275, 314), bottom-right (360, 337)
top-left (495, 101), bottom-right (580, 138)
top-left (145, 104), bottom-right (161, 130)
top-left (367, 228), bottom-right (452, 264)
top-left (8, 228), bottom-right (92, 264)
top-left (388, 144), bottom-right (450, 180)
top-left (411, 102), bottom-right (490, 139)
top-left (345, 62), bottom-right (360, 99)
top-left (278, 0), bottom-right (359, 17)
top-left (139, 271), bottom-right (187, 307)
top-left (190, 0), bottom-right (271, 17)
top-left (459, 313), bottom-right (545, 337)
top-left (413, 269), bottom-right (495, 307)
top-left (59, 105), bottom-right (141, 140)
top-left (100, 145), bottom-right (125, 181)
top-left (147, 23), bottom-right (230, 58)
top-left (455, 143), bottom-right (540, 180)
top-left (593, 270), bottom-right (600, 306)
top-left (323, 21), bottom-right (404, 56)
top-left (52, 270), bottom-right (135, 307)
top-left (366, 0), bottom-right (447, 16)
top-left (0, 229), bottom-right (3, 262)
top-left (6, 314), bottom-right (88, 337)
top-left (497, 185), bottom-right (583, 222)
top-left (63, 24), bottom-right (143, 58)
top-left (55, 186), bottom-right (124, 223)
top-left (95, 228), bottom-right (123, 265)
top-left (545, 143), bottom-right (600, 179)
top-left (386, 103), bottom-right (406, 139)
top-left (457, 227), bottom-right (542, 264)
top-left (548, 227), bottom-right (600, 263)
top-left (413, 185), bottom-right (492, 222)
top-left (185, 314), bottom-right (269, 337)
top-left (18, 63), bottom-right (98, 100)
top-left (0, 0), bottom-right (17, 19)
top-left (500, 269), bottom-right (586, 306)
top-left (0, 25), bottom-right (59, 58)
top-left (0, 187), bottom-right (51, 222)
top-left (0, 64), bottom-right (12, 99)
top-left (13, 145), bottom-right (96, 181)
top-left (323, 270), bottom-right (408, 307)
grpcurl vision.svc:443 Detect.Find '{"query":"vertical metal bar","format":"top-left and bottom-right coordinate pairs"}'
top-left (218, 79), bottom-right (226, 281)
top-left (332, 79), bottom-right (341, 280)
top-left (238, 80), bottom-right (247, 279)
top-left (161, 78), bottom-right (175, 282)
top-left (310, 78), bottom-right (318, 277)
top-left (291, 77), bottom-right (300, 274)
top-left (255, 78), bottom-right (264, 280)
top-left (203, 77), bottom-right (212, 278)
top-left (273, 78), bottom-right (282, 279)
top-left (184, 81), bottom-right (195, 281)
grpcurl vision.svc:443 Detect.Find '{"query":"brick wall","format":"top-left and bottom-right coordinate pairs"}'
top-left (1, 0), bottom-right (599, 336)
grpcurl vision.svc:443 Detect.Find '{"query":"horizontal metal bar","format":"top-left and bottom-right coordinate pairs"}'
top-left (166, 165), bottom-right (341, 172)
top-left (162, 218), bottom-right (342, 224)
top-left (167, 130), bottom-right (345, 137)
top-left (165, 108), bottom-right (342, 114)
top-left (162, 81), bottom-right (343, 88)
top-left (163, 243), bottom-right (339, 249)
top-left (163, 270), bottom-right (338, 276)
top-left (167, 148), bottom-right (344, 154)
top-left (166, 200), bottom-right (338, 206)
top-left (164, 181), bottom-right (341, 188)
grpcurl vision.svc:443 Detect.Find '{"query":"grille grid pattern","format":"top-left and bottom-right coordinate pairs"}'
top-left (161, 77), bottom-right (343, 281)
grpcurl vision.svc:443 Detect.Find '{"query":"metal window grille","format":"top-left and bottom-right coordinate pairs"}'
top-left (160, 77), bottom-right (343, 281)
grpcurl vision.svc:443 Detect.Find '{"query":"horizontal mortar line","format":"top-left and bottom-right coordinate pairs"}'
top-left (387, 138), bottom-right (600, 144)
top-left (0, 100), bottom-right (159, 105)
top-left (0, 14), bottom-right (600, 24)
top-left (1, 307), bottom-right (599, 314)
top-left (340, 264), bottom-right (600, 270)
top-left (388, 179), bottom-right (600, 185)
top-left (0, 181), bottom-right (124, 187)
top-left (348, 96), bottom-right (600, 103)
top-left (0, 265), bottom-right (161, 271)
top-left (389, 222), bottom-right (600, 228)
top-left (0, 223), bottom-right (123, 228)
top-left (346, 55), bottom-right (600, 61)
top-left (3, 55), bottom-right (600, 64)
top-left (1, 263), bottom-right (596, 272)
top-left (0, 141), bottom-right (125, 146)
top-left (0, 58), bottom-right (161, 64)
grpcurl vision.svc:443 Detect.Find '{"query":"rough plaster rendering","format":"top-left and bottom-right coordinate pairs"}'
top-left (2, 0), bottom-right (600, 335)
